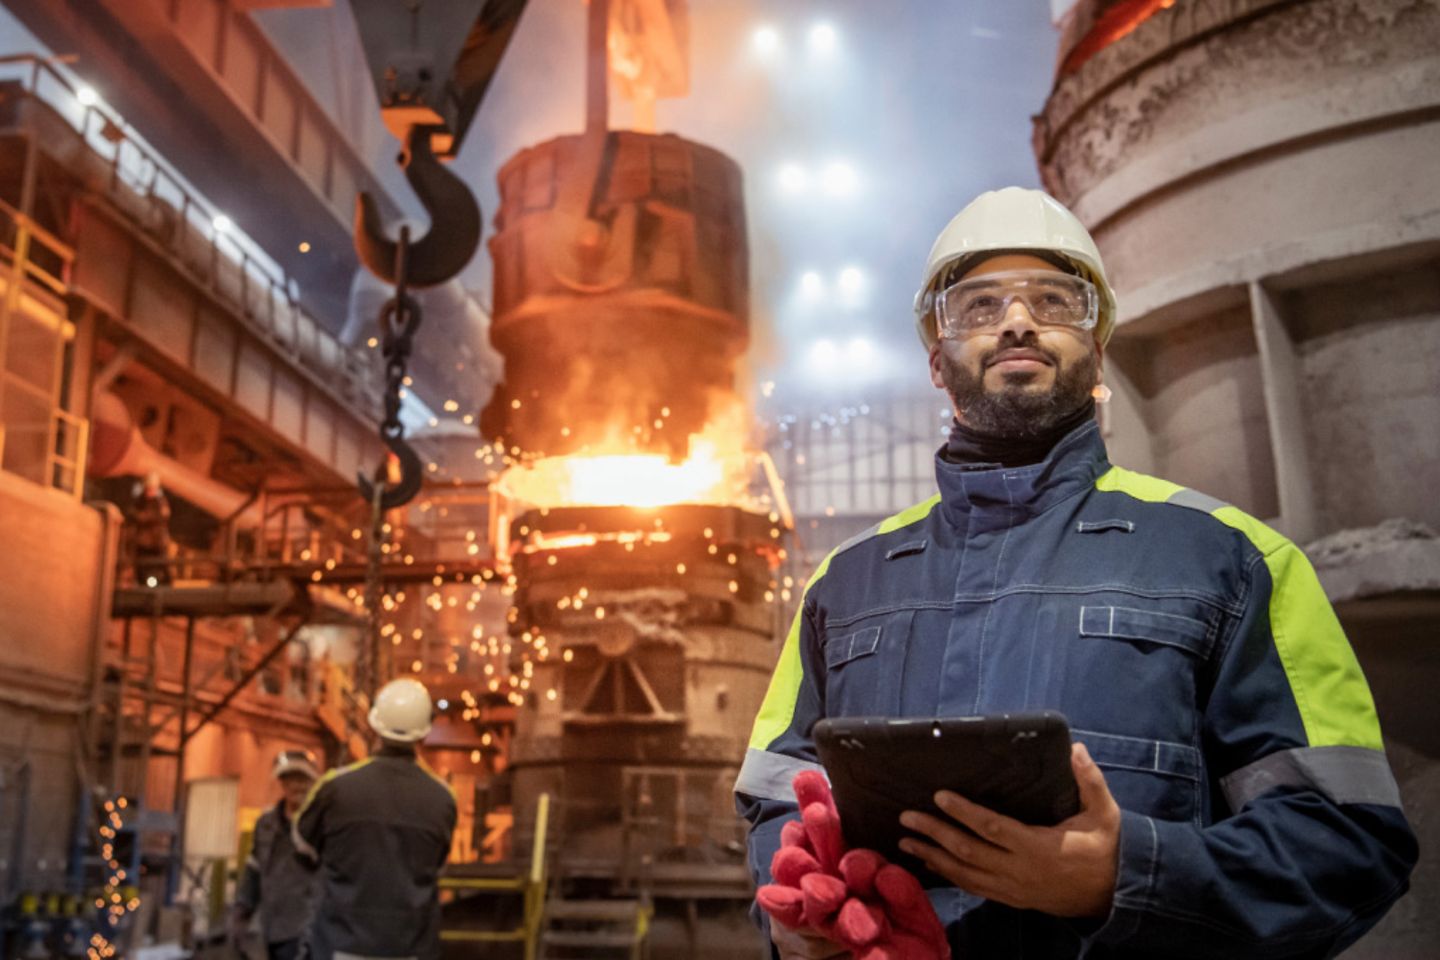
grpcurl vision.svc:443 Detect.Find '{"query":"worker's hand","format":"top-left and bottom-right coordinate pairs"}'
top-left (771, 920), bottom-right (850, 959)
top-left (897, 742), bottom-right (1120, 919)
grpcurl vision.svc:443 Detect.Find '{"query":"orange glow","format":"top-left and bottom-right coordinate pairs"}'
top-left (529, 533), bottom-right (600, 551)
top-left (496, 405), bottom-right (761, 510)
top-left (522, 530), bottom-right (672, 553)
top-left (1061, 0), bottom-right (1176, 76)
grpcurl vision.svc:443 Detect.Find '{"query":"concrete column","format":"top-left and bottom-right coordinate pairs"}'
top-left (1248, 280), bottom-right (1318, 544)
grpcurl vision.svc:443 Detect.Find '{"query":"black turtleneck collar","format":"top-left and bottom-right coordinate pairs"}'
top-left (942, 399), bottom-right (1097, 469)
top-left (379, 741), bottom-right (418, 760)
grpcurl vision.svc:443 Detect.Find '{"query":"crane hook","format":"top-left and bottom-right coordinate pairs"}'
top-left (354, 125), bottom-right (481, 288)
top-left (357, 429), bottom-right (425, 513)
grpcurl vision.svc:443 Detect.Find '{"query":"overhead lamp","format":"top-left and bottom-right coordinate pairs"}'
top-left (752, 25), bottom-right (781, 56)
top-left (778, 163), bottom-right (807, 194)
top-left (820, 161), bottom-right (858, 198)
top-left (809, 23), bottom-right (838, 55)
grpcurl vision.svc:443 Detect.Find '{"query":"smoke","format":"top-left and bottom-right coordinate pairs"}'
top-left (344, 269), bottom-right (505, 417)
top-left (453, 0), bottom-right (1059, 401)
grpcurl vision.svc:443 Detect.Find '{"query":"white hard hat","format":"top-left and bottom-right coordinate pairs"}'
top-left (273, 749), bottom-right (319, 781)
top-left (368, 678), bottom-right (433, 743)
top-left (913, 187), bottom-right (1117, 350)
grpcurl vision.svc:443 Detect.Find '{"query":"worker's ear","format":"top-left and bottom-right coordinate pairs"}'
top-left (928, 345), bottom-right (945, 390)
top-left (1091, 339), bottom-right (1111, 403)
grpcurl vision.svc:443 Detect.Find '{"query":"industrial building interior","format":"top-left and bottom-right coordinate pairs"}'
top-left (0, 0), bottom-right (1435, 957)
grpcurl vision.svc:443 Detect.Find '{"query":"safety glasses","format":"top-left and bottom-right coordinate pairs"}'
top-left (935, 269), bottom-right (1099, 339)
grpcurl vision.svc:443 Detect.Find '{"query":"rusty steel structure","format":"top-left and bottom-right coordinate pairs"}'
top-left (1034, 1), bottom-right (1440, 954)
top-left (479, 119), bottom-right (774, 952)
top-left (456, 3), bottom-right (783, 952)
top-left (502, 504), bottom-right (780, 884)
top-left (481, 130), bottom-right (749, 461)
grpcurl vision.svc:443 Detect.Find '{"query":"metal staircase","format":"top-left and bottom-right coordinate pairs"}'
top-left (538, 895), bottom-right (651, 960)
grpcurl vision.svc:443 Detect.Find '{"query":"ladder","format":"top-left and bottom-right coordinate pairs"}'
top-left (438, 793), bottom-right (551, 960)
top-left (538, 895), bottom-right (651, 960)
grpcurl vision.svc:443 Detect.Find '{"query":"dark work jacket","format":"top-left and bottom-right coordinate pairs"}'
top-left (735, 420), bottom-right (1416, 957)
top-left (236, 802), bottom-right (319, 944)
top-left (295, 747), bottom-right (456, 960)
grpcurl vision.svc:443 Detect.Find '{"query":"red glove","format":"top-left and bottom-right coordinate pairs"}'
top-left (755, 771), bottom-right (951, 960)
top-left (874, 865), bottom-right (950, 956)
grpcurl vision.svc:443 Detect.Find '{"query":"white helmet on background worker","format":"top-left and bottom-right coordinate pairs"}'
top-left (272, 748), bottom-right (320, 781)
top-left (368, 678), bottom-right (433, 743)
top-left (913, 187), bottom-right (1117, 350)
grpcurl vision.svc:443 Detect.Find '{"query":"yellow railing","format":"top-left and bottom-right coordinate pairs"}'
top-left (0, 196), bottom-right (87, 499)
top-left (49, 407), bottom-right (88, 498)
top-left (438, 792), bottom-right (550, 960)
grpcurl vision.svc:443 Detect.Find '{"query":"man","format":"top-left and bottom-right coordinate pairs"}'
top-left (734, 187), bottom-right (1417, 958)
top-left (231, 750), bottom-right (322, 960)
top-left (129, 470), bottom-right (171, 586)
top-left (295, 678), bottom-right (456, 960)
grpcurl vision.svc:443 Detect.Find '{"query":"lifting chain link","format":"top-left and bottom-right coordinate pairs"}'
top-left (361, 481), bottom-right (385, 704)
top-left (358, 227), bottom-right (424, 701)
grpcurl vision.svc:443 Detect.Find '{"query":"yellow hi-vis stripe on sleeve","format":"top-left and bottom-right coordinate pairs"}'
top-left (1096, 466), bottom-right (1383, 751)
top-left (296, 757), bottom-right (373, 821)
top-left (747, 559), bottom-right (830, 751)
top-left (746, 494), bottom-right (941, 752)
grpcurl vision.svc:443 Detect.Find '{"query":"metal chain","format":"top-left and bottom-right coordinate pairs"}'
top-left (360, 226), bottom-right (422, 702)
top-left (379, 225), bottom-right (421, 441)
top-left (362, 480), bottom-right (385, 704)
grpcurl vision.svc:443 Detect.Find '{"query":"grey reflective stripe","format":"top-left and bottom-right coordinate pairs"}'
top-left (732, 747), bottom-right (827, 802)
top-left (1166, 487), bottom-right (1229, 515)
top-left (291, 818), bottom-right (318, 860)
top-left (1221, 745), bottom-right (1402, 811)
top-left (832, 520), bottom-right (882, 559)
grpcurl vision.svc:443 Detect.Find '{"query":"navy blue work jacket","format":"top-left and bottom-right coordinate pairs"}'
top-left (735, 419), bottom-right (1415, 957)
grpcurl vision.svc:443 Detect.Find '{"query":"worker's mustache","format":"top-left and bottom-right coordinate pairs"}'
top-left (981, 338), bottom-right (1058, 369)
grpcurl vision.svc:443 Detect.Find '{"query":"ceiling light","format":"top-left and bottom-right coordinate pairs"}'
top-left (809, 23), bottom-right (838, 55)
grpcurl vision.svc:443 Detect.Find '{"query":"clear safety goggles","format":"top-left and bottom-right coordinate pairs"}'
top-left (935, 269), bottom-right (1099, 339)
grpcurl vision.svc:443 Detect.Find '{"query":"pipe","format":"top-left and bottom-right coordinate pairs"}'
top-left (87, 391), bottom-right (264, 526)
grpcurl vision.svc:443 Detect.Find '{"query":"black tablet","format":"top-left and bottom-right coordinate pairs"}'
top-left (813, 711), bottom-right (1080, 887)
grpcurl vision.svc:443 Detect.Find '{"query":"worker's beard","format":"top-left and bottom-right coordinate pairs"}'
top-left (938, 344), bottom-right (1100, 438)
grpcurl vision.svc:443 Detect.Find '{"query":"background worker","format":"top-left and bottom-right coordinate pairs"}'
top-left (294, 678), bottom-right (456, 960)
top-left (128, 470), bottom-right (171, 586)
top-left (231, 749), bottom-right (321, 960)
top-left (735, 187), bottom-right (1417, 958)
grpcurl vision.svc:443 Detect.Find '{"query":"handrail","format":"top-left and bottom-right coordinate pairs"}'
top-left (437, 792), bottom-right (550, 960)
top-left (0, 53), bottom-right (375, 399)
top-left (0, 54), bottom-right (290, 296)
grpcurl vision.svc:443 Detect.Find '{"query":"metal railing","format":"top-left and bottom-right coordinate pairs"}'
top-left (0, 193), bottom-right (86, 498)
top-left (0, 54), bottom-right (380, 411)
top-left (438, 792), bottom-right (551, 960)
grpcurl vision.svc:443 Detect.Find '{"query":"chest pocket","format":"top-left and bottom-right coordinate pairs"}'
top-left (825, 625), bottom-right (880, 668)
top-left (1078, 604), bottom-right (1216, 659)
top-left (1043, 599), bottom-right (1222, 754)
top-left (822, 612), bottom-right (912, 716)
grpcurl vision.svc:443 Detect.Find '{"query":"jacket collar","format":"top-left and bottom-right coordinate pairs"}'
top-left (379, 741), bottom-right (418, 760)
top-left (933, 418), bottom-right (1109, 531)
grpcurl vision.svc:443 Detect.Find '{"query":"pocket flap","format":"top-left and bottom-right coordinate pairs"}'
top-left (885, 539), bottom-right (928, 560)
top-left (1075, 728), bottom-right (1201, 782)
top-left (825, 625), bottom-right (881, 668)
top-left (1079, 604), bottom-right (1215, 658)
